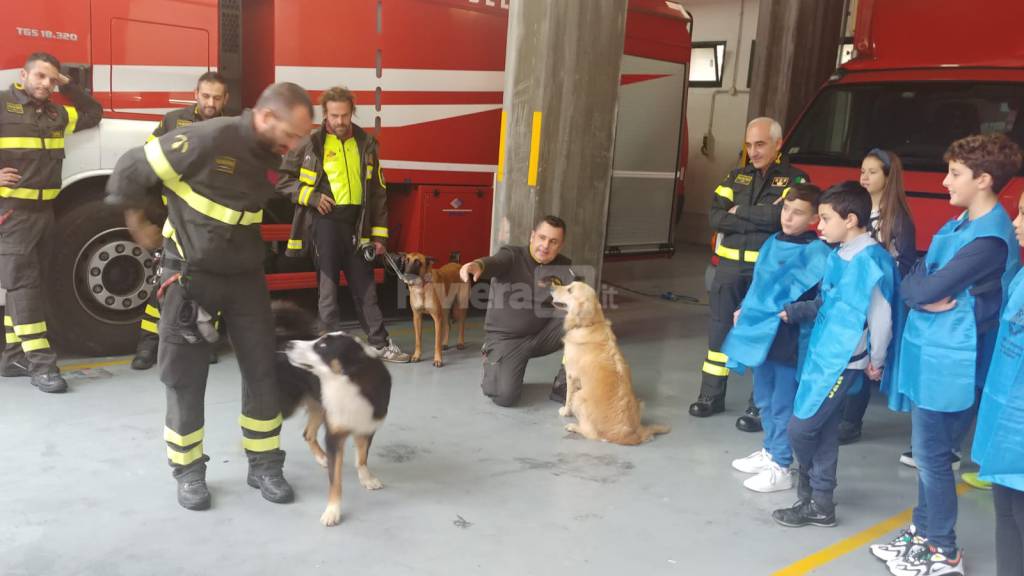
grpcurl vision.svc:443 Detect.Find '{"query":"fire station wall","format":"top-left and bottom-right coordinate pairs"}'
top-left (678, 0), bottom-right (760, 246)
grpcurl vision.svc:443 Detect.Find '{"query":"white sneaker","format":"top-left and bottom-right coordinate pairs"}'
top-left (743, 462), bottom-right (794, 493)
top-left (732, 448), bottom-right (773, 474)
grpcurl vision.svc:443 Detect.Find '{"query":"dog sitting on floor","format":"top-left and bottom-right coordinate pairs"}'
top-left (550, 282), bottom-right (670, 445)
top-left (272, 302), bottom-right (392, 526)
top-left (399, 252), bottom-right (470, 367)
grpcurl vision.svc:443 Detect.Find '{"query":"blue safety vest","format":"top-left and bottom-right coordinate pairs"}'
top-left (974, 268), bottom-right (1024, 491)
top-left (723, 234), bottom-right (830, 372)
top-left (897, 206), bottom-right (1019, 412)
top-left (793, 240), bottom-right (896, 419)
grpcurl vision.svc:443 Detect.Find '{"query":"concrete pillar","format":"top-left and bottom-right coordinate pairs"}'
top-left (746, 0), bottom-right (846, 129)
top-left (493, 0), bottom-right (628, 286)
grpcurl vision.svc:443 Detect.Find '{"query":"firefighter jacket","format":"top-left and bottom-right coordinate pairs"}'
top-left (709, 160), bottom-right (809, 267)
top-left (150, 105), bottom-right (218, 140)
top-left (277, 123), bottom-right (388, 258)
top-left (0, 81), bottom-right (102, 210)
top-left (105, 110), bottom-right (281, 274)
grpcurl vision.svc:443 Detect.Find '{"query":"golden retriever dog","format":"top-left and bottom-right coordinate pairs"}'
top-left (551, 281), bottom-right (670, 445)
top-left (401, 252), bottom-right (470, 367)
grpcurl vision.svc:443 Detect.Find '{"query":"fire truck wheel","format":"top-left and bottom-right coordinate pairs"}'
top-left (47, 198), bottom-right (157, 356)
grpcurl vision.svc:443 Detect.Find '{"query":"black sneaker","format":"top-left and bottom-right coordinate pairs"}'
top-left (1, 359), bottom-right (30, 378)
top-left (838, 421), bottom-right (862, 445)
top-left (772, 499), bottom-right (837, 528)
top-left (177, 478), bottom-right (211, 510)
top-left (131, 347), bottom-right (157, 370)
top-left (736, 405), bottom-right (763, 432)
top-left (247, 470), bottom-right (295, 504)
top-left (31, 372), bottom-right (68, 394)
top-left (688, 394), bottom-right (725, 418)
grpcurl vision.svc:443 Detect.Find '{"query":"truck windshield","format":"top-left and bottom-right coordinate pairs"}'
top-left (785, 82), bottom-right (1024, 173)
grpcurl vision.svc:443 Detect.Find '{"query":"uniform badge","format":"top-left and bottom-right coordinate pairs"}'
top-left (176, 119), bottom-right (194, 128)
top-left (215, 155), bottom-right (237, 175)
top-left (171, 134), bottom-right (189, 154)
top-left (5, 102), bottom-right (23, 114)
top-left (772, 176), bottom-right (790, 187)
top-left (734, 174), bottom-right (753, 185)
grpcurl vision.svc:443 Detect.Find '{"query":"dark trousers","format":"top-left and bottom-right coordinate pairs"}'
top-left (481, 316), bottom-right (563, 407)
top-left (994, 484), bottom-right (1024, 576)
top-left (158, 268), bottom-right (284, 481)
top-left (136, 290), bottom-right (161, 351)
top-left (788, 369), bottom-right (862, 509)
top-left (702, 263), bottom-right (753, 402)
top-left (0, 208), bottom-right (57, 375)
top-left (313, 216), bottom-right (388, 348)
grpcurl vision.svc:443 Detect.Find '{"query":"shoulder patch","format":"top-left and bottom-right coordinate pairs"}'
top-left (772, 176), bottom-right (790, 187)
top-left (6, 102), bottom-right (23, 114)
top-left (176, 118), bottom-right (194, 128)
top-left (171, 134), bottom-right (189, 154)
top-left (215, 155), bottom-right (237, 175)
top-left (734, 173), bottom-right (753, 186)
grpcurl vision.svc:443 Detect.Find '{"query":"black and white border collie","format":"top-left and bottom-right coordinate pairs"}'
top-left (273, 303), bottom-right (392, 527)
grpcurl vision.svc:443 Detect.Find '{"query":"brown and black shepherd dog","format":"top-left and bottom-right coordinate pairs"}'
top-left (400, 252), bottom-right (470, 367)
top-left (550, 281), bottom-right (670, 445)
top-left (273, 302), bottom-right (391, 527)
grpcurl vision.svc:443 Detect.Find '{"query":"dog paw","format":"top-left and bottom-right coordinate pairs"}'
top-left (320, 504), bottom-right (342, 527)
top-left (443, 344), bottom-right (450, 351)
top-left (456, 343), bottom-right (465, 350)
top-left (433, 359), bottom-right (443, 368)
top-left (558, 406), bottom-right (572, 417)
top-left (315, 453), bottom-right (327, 468)
top-left (411, 354), bottom-right (421, 363)
top-left (359, 473), bottom-right (384, 491)
top-left (564, 423), bottom-right (580, 434)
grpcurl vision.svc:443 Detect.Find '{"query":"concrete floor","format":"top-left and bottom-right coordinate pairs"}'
top-left (0, 244), bottom-right (1000, 576)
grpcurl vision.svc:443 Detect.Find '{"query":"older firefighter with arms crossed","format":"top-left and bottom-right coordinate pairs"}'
top-left (692, 117), bottom-right (809, 432)
top-left (107, 83), bottom-right (314, 511)
top-left (0, 51), bottom-right (102, 393)
top-left (131, 71), bottom-right (230, 371)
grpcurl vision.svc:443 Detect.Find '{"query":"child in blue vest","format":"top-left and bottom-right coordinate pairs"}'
top-left (973, 189), bottom-right (1024, 576)
top-left (772, 181), bottom-right (896, 528)
top-left (873, 134), bottom-right (1022, 576)
top-left (723, 184), bottom-right (830, 493)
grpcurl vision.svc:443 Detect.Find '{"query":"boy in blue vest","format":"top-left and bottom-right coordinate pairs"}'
top-left (873, 134), bottom-right (1021, 576)
top-left (724, 184), bottom-right (830, 493)
top-left (972, 188), bottom-right (1024, 576)
top-left (772, 181), bottom-right (896, 528)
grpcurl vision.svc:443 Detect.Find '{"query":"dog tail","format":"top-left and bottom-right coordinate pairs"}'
top-left (636, 424), bottom-right (671, 444)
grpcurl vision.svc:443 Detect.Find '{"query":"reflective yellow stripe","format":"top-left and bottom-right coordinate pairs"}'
top-left (4, 316), bottom-right (12, 327)
top-left (365, 165), bottom-right (373, 181)
top-left (715, 185), bottom-right (735, 202)
top-left (164, 426), bottom-right (204, 447)
top-left (299, 168), bottom-right (317, 184)
top-left (167, 444), bottom-right (204, 466)
top-left (702, 361), bottom-right (730, 377)
top-left (287, 239), bottom-right (303, 250)
top-left (5, 333), bottom-right (21, 344)
top-left (0, 187), bottom-right (61, 200)
top-left (144, 139), bottom-right (263, 226)
top-left (707, 350), bottom-right (728, 363)
top-left (145, 305), bottom-right (161, 319)
top-left (146, 134), bottom-right (157, 143)
top-left (0, 137), bottom-right (64, 149)
top-left (140, 319), bottom-right (159, 334)
top-left (238, 413), bottom-right (283, 432)
top-left (496, 109), bottom-right (507, 182)
top-left (21, 338), bottom-right (51, 352)
top-left (63, 105), bottom-right (79, 135)
top-left (715, 244), bottom-right (759, 263)
top-left (782, 187), bottom-right (791, 199)
top-left (13, 321), bottom-right (46, 337)
top-left (371, 226), bottom-right (388, 238)
top-left (298, 185), bottom-right (314, 206)
top-left (359, 237), bottom-right (370, 244)
top-left (528, 110), bottom-right (542, 186)
top-left (162, 219), bottom-right (186, 259)
top-left (242, 436), bottom-right (281, 452)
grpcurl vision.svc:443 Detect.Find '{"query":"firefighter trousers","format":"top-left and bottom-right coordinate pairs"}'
top-left (0, 208), bottom-right (58, 376)
top-left (701, 262), bottom-right (754, 401)
top-left (158, 266), bottom-right (284, 481)
top-left (136, 290), bottom-right (161, 351)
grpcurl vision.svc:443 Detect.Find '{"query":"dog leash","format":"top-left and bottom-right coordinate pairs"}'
top-left (381, 251), bottom-right (419, 286)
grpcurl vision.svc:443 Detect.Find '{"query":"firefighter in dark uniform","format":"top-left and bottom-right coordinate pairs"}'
top-left (131, 71), bottom-right (229, 371)
top-left (106, 83), bottom-right (314, 511)
top-left (0, 52), bottom-right (102, 393)
top-left (690, 117), bottom-right (809, 432)
top-left (278, 86), bottom-right (409, 362)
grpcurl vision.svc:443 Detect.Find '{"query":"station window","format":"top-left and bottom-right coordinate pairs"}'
top-left (689, 41), bottom-right (726, 88)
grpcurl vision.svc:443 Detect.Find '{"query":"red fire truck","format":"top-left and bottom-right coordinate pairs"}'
top-left (2, 0), bottom-right (692, 355)
top-left (784, 0), bottom-right (1024, 249)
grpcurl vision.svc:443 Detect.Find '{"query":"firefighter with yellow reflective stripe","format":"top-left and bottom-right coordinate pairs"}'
top-left (692, 117), bottom-right (809, 431)
top-left (131, 71), bottom-right (229, 371)
top-left (106, 83), bottom-right (313, 511)
top-left (277, 86), bottom-right (409, 362)
top-left (0, 52), bottom-right (102, 393)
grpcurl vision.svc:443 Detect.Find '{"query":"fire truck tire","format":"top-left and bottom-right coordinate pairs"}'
top-left (46, 198), bottom-right (154, 356)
